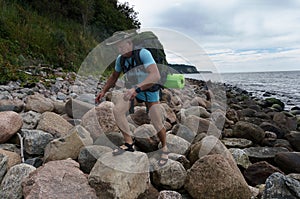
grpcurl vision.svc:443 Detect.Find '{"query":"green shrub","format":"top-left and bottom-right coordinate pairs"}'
top-left (0, 0), bottom-right (140, 84)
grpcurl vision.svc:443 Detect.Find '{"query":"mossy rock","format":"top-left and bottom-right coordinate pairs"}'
top-left (271, 104), bottom-right (283, 111)
top-left (263, 98), bottom-right (285, 110)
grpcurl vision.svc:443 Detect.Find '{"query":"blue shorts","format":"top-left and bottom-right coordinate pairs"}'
top-left (136, 90), bottom-right (159, 102)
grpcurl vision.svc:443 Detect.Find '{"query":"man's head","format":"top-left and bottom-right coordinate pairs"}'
top-left (116, 39), bottom-right (133, 57)
top-left (106, 31), bottom-right (136, 57)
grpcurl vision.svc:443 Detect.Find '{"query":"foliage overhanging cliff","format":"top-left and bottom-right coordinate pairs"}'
top-left (0, 0), bottom-right (140, 84)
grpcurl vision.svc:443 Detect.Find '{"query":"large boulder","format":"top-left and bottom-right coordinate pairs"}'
top-left (43, 125), bottom-right (93, 162)
top-left (210, 109), bottom-right (227, 130)
top-left (36, 112), bottom-right (73, 138)
top-left (262, 137), bottom-right (293, 151)
top-left (259, 122), bottom-right (285, 139)
top-left (189, 97), bottom-right (208, 109)
top-left (81, 101), bottom-right (119, 140)
top-left (21, 129), bottom-right (54, 155)
top-left (164, 134), bottom-right (190, 155)
top-left (130, 107), bottom-right (150, 126)
top-left (0, 98), bottom-right (24, 112)
top-left (274, 152), bottom-right (300, 174)
top-left (0, 111), bottom-right (23, 143)
top-left (243, 146), bottom-right (289, 163)
top-left (285, 131), bottom-right (300, 151)
top-left (161, 103), bottom-right (177, 124)
top-left (78, 145), bottom-right (112, 174)
top-left (25, 94), bottom-right (54, 113)
top-left (182, 106), bottom-right (210, 119)
top-left (171, 124), bottom-right (196, 143)
top-left (65, 98), bottom-right (94, 119)
top-left (76, 93), bottom-right (96, 105)
top-left (88, 151), bottom-right (149, 199)
top-left (263, 98), bottom-right (285, 110)
top-left (229, 148), bottom-right (252, 170)
top-left (22, 159), bottom-right (97, 198)
top-left (183, 115), bottom-right (220, 137)
top-left (184, 154), bottom-right (252, 199)
top-left (222, 138), bottom-right (253, 149)
top-left (0, 163), bottom-right (36, 199)
top-left (263, 172), bottom-right (300, 199)
top-left (237, 108), bottom-right (256, 118)
top-left (226, 108), bottom-right (239, 123)
top-left (232, 121), bottom-right (265, 144)
top-left (20, 111), bottom-right (41, 129)
top-left (273, 112), bottom-right (297, 131)
top-left (134, 124), bottom-right (160, 152)
top-left (51, 100), bottom-right (66, 114)
top-left (94, 131), bottom-right (125, 149)
top-left (0, 149), bottom-right (21, 169)
top-left (188, 135), bottom-right (237, 168)
top-left (244, 161), bottom-right (283, 186)
top-left (151, 159), bottom-right (187, 190)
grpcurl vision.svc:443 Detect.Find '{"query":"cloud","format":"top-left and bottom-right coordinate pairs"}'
top-left (119, 0), bottom-right (300, 72)
top-left (155, 1), bottom-right (300, 42)
top-left (209, 48), bottom-right (300, 72)
top-left (157, 1), bottom-right (235, 36)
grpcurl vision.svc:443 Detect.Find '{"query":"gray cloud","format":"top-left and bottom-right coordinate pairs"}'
top-left (156, 0), bottom-right (300, 49)
top-left (120, 0), bottom-right (300, 72)
top-left (157, 2), bottom-right (235, 37)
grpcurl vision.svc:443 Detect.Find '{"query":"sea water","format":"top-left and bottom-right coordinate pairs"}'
top-left (185, 70), bottom-right (300, 111)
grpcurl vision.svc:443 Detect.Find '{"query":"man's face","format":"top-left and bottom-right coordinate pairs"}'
top-left (117, 40), bottom-right (132, 57)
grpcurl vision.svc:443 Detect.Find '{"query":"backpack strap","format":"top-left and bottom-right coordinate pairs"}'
top-left (120, 49), bottom-right (161, 93)
top-left (120, 49), bottom-right (141, 74)
top-left (120, 55), bottom-right (126, 73)
top-left (134, 48), bottom-right (162, 92)
top-left (132, 49), bottom-right (142, 67)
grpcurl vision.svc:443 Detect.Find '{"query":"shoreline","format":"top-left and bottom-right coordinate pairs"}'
top-left (0, 73), bottom-right (299, 198)
top-left (184, 71), bottom-right (300, 112)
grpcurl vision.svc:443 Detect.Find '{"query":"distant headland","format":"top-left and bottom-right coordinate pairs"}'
top-left (168, 63), bottom-right (212, 74)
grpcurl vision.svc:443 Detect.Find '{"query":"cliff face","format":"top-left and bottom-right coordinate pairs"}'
top-left (168, 64), bottom-right (200, 74)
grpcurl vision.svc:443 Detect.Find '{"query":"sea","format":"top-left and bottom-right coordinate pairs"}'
top-left (184, 70), bottom-right (300, 111)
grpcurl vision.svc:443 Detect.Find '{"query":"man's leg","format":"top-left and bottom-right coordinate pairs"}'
top-left (148, 102), bottom-right (168, 164)
top-left (112, 92), bottom-right (134, 146)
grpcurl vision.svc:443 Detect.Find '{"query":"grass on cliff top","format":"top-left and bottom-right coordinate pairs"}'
top-left (0, 1), bottom-right (98, 84)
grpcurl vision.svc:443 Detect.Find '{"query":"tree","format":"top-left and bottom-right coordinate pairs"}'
top-left (117, 1), bottom-right (140, 28)
top-left (78, 0), bottom-right (95, 35)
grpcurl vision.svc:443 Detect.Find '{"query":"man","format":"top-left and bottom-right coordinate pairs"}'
top-left (95, 31), bottom-right (168, 166)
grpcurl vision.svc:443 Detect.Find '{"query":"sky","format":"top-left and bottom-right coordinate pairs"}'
top-left (118, 0), bottom-right (300, 73)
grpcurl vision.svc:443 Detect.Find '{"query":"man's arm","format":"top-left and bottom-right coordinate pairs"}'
top-left (95, 71), bottom-right (120, 103)
top-left (135, 49), bottom-right (160, 90)
top-left (123, 64), bottom-right (160, 101)
top-left (136, 63), bottom-right (160, 90)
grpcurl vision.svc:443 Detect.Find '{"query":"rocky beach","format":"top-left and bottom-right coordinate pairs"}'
top-left (0, 69), bottom-right (300, 199)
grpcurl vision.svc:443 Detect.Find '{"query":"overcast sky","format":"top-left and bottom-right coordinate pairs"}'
top-left (119, 0), bottom-right (300, 73)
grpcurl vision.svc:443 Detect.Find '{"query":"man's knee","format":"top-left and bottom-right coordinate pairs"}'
top-left (113, 102), bottom-right (129, 116)
top-left (113, 106), bottom-right (122, 116)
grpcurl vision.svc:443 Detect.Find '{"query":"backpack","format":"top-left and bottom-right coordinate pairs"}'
top-left (120, 31), bottom-right (172, 92)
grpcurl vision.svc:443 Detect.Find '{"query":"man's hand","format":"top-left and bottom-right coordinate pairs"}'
top-left (95, 71), bottom-right (120, 104)
top-left (95, 91), bottom-right (105, 104)
top-left (123, 88), bottom-right (137, 101)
